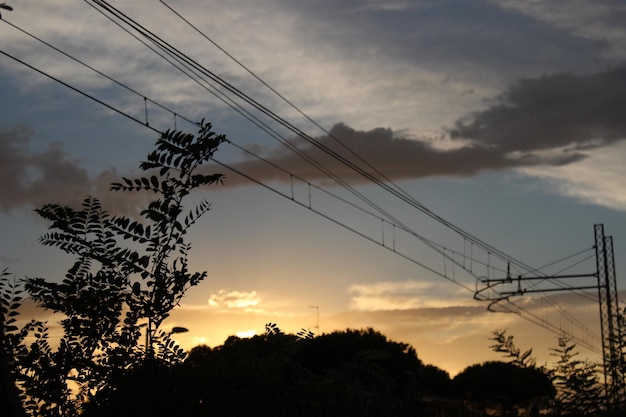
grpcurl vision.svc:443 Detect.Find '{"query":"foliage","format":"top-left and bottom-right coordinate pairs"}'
top-left (452, 360), bottom-right (554, 414)
top-left (490, 329), bottom-right (612, 416)
top-left (293, 327), bottom-right (432, 397)
top-left (84, 326), bottom-right (447, 417)
top-left (0, 269), bottom-right (23, 353)
top-left (4, 121), bottom-right (225, 416)
top-left (549, 336), bottom-right (604, 417)
top-left (0, 268), bottom-right (26, 417)
top-left (615, 304), bottom-right (626, 413)
top-left (489, 328), bottom-right (537, 368)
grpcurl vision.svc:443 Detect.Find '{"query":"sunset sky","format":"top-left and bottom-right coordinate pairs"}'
top-left (1, 0), bottom-right (626, 376)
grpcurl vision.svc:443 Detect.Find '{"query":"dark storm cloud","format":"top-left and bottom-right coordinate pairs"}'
top-left (224, 123), bottom-right (572, 187)
top-left (225, 66), bottom-right (626, 187)
top-left (0, 126), bottom-right (144, 213)
top-left (450, 66), bottom-right (626, 153)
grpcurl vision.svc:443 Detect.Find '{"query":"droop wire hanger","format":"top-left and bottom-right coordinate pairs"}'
top-left (0, 5), bottom-right (601, 352)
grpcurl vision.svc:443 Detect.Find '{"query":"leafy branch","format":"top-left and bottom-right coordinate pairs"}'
top-left (10, 120), bottom-right (226, 416)
top-left (489, 328), bottom-right (537, 368)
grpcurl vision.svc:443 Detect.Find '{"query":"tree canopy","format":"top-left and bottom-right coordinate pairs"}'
top-left (453, 360), bottom-right (554, 416)
top-left (83, 326), bottom-right (451, 417)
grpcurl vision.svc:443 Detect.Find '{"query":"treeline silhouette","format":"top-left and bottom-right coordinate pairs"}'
top-left (82, 325), bottom-right (555, 417)
top-left (84, 326), bottom-right (449, 417)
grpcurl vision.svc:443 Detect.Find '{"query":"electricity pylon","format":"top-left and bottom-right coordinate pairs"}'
top-left (595, 224), bottom-right (624, 406)
top-left (475, 224), bottom-right (624, 406)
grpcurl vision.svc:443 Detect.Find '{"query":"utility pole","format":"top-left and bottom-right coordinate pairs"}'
top-left (594, 224), bottom-right (624, 407)
top-left (475, 224), bottom-right (624, 408)
top-left (308, 305), bottom-right (320, 334)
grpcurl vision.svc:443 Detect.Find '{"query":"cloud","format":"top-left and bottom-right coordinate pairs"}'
top-left (0, 125), bottom-right (149, 214)
top-left (7, 66), bottom-right (626, 214)
top-left (5, 0), bottom-right (612, 141)
top-left (520, 141), bottom-right (626, 211)
top-left (348, 280), bottom-right (473, 310)
top-left (222, 121), bottom-right (579, 188)
top-left (219, 65), bottom-right (626, 212)
top-left (0, 125), bottom-right (91, 211)
top-left (4, 0), bottom-right (625, 212)
top-left (450, 66), bottom-right (626, 153)
top-left (208, 289), bottom-right (261, 310)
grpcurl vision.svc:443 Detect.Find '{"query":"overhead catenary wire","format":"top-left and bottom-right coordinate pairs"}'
top-left (0, 5), bottom-right (603, 353)
top-left (88, 0), bottom-right (550, 281)
top-left (1, 18), bottom-right (193, 128)
top-left (0, 49), bottom-right (161, 135)
top-left (0, 41), bottom-right (598, 354)
top-left (0, 16), bottom-right (472, 290)
top-left (158, 0), bottom-right (422, 204)
top-left (84, 0), bottom-right (521, 294)
top-left (149, 1), bottom-right (608, 316)
top-left (118, 0), bottom-right (605, 337)
top-left (82, 0), bottom-right (419, 245)
top-left (0, 43), bottom-right (475, 298)
top-left (0, 14), bottom-right (470, 283)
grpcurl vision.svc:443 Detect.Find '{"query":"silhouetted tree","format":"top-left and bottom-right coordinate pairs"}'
top-left (489, 329), bottom-right (618, 416)
top-left (549, 336), bottom-right (603, 416)
top-left (293, 328), bottom-right (444, 397)
top-left (85, 326), bottom-right (449, 417)
top-left (4, 121), bottom-right (225, 416)
top-left (490, 328), bottom-right (537, 368)
top-left (0, 269), bottom-right (26, 417)
top-left (452, 361), bottom-right (555, 416)
top-left (607, 304), bottom-right (626, 415)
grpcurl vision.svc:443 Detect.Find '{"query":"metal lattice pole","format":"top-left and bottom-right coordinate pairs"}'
top-left (595, 224), bottom-right (624, 407)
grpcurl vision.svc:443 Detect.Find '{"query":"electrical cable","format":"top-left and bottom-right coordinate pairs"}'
top-left (153, 2), bottom-right (607, 334)
top-left (1, 4), bottom-right (605, 354)
top-left (84, 0), bottom-right (418, 242)
top-left (88, 0), bottom-right (548, 281)
top-left (0, 49), bottom-right (160, 134)
top-left (1, 15), bottom-right (476, 287)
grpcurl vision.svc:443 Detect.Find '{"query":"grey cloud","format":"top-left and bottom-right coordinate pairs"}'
top-left (224, 66), bottom-right (626, 187)
top-left (7, 65), bottom-right (625, 207)
top-left (224, 123), bottom-right (584, 187)
top-left (0, 126), bottom-right (146, 214)
top-left (0, 126), bottom-right (92, 211)
top-left (450, 66), bottom-right (626, 152)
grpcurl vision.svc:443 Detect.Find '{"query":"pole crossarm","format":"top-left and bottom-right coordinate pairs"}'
top-left (474, 224), bottom-right (623, 409)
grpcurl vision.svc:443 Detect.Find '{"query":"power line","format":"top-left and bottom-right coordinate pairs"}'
top-left (1, 15), bottom-right (468, 285)
top-left (158, 0), bottom-right (421, 206)
top-left (142, 2), bottom-right (606, 348)
top-left (0, 49), bottom-right (160, 134)
top-left (110, 3), bottom-right (601, 318)
top-left (84, 0), bottom-right (417, 242)
top-left (88, 0), bottom-right (548, 281)
top-left (1, 6), bottom-right (604, 353)
top-left (1, 45), bottom-right (595, 350)
top-left (0, 19), bottom-right (473, 292)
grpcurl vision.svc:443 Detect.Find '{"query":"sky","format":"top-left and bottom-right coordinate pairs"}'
top-left (1, 0), bottom-right (626, 376)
